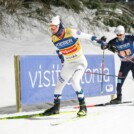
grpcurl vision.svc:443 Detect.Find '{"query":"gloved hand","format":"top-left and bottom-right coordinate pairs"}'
top-left (96, 39), bottom-right (107, 50)
top-left (101, 36), bottom-right (107, 42)
top-left (56, 50), bottom-right (64, 65)
top-left (97, 39), bottom-right (107, 46)
top-left (111, 46), bottom-right (119, 53)
top-left (91, 36), bottom-right (97, 41)
top-left (91, 36), bottom-right (107, 49)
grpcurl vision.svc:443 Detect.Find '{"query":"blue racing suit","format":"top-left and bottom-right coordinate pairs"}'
top-left (107, 35), bottom-right (134, 98)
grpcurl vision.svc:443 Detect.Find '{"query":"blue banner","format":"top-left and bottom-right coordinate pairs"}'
top-left (20, 55), bottom-right (116, 105)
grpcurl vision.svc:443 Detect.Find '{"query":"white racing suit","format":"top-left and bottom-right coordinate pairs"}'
top-left (52, 28), bottom-right (93, 101)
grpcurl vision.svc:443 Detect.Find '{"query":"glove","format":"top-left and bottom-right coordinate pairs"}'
top-left (111, 46), bottom-right (119, 53)
top-left (101, 36), bottom-right (107, 42)
top-left (96, 39), bottom-right (107, 50)
top-left (91, 36), bottom-right (97, 41)
top-left (91, 36), bottom-right (107, 49)
top-left (56, 50), bottom-right (64, 65)
top-left (97, 39), bottom-right (107, 46)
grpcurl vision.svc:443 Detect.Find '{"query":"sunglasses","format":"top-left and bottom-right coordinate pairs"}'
top-left (117, 34), bottom-right (123, 36)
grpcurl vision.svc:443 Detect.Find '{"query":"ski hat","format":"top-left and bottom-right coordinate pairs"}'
top-left (50, 15), bottom-right (60, 26)
top-left (114, 25), bottom-right (125, 34)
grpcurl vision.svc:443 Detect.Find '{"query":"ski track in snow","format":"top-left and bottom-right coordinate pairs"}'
top-left (0, 106), bottom-right (134, 134)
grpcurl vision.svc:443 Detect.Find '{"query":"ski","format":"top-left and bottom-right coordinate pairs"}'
top-left (74, 101), bottom-right (133, 109)
top-left (51, 112), bottom-right (99, 126)
top-left (0, 110), bottom-right (76, 120)
top-left (93, 101), bottom-right (133, 106)
top-left (51, 115), bottom-right (85, 126)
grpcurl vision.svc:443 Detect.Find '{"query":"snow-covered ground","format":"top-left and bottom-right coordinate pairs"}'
top-left (0, 105), bottom-right (134, 134)
top-left (0, 6), bottom-right (134, 134)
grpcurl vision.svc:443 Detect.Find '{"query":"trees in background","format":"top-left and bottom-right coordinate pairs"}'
top-left (0, 0), bottom-right (133, 32)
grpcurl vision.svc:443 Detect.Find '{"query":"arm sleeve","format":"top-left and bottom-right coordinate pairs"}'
top-left (56, 50), bottom-right (64, 64)
top-left (71, 29), bottom-right (94, 40)
top-left (107, 40), bottom-right (118, 53)
top-left (125, 35), bottom-right (134, 42)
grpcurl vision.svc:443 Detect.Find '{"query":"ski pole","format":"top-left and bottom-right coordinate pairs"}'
top-left (117, 51), bottom-right (134, 64)
top-left (100, 48), bottom-right (105, 94)
top-left (85, 71), bottom-right (126, 78)
top-left (120, 57), bottom-right (134, 64)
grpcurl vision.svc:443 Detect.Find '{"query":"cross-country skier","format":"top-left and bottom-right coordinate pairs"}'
top-left (98, 25), bottom-right (134, 104)
top-left (42, 15), bottom-right (100, 116)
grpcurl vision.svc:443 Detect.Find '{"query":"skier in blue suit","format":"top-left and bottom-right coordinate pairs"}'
top-left (99, 25), bottom-right (134, 104)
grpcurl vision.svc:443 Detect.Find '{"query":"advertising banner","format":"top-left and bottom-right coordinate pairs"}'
top-left (20, 55), bottom-right (116, 104)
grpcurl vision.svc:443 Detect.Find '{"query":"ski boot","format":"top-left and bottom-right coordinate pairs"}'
top-left (76, 90), bottom-right (87, 116)
top-left (77, 98), bottom-right (87, 116)
top-left (42, 98), bottom-right (60, 116)
top-left (77, 104), bottom-right (87, 117)
top-left (110, 96), bottom-right (122, 104)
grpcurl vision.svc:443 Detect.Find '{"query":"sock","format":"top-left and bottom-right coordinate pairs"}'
top-left (76, 89), bottom-right (85, 105)
top-left (54, 94), bottom-right (62, 104)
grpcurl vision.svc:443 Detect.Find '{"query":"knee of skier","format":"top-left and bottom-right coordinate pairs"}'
top-left (58, 73), bottom-right (65, 83)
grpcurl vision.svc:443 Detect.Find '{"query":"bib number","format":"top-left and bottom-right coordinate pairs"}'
top-left (119, 49), bottom-right (132, 57)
